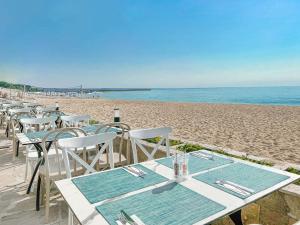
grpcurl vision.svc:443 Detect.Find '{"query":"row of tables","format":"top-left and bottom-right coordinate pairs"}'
top-left (4, 99), bottom-right (299, 225)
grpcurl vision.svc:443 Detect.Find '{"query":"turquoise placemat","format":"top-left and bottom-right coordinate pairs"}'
top-left (156, 151), bottom-right (233, 174)
top-left (72, 165), bottom-right (168, 204)
top-left (97, 182), bottom-right (225, 225)
top-left (25, 130), bottom-right (74, 142)
top-left (193, 162), bottom-right (290, 199)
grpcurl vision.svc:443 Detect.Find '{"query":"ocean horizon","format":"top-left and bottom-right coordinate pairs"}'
top-left (95, 86), bottom-right (300, 106)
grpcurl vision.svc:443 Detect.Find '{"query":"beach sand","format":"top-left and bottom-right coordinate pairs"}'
top-left (36, 96), bottom-right (300, 164)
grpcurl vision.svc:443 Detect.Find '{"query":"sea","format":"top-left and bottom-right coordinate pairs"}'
top-left (91, 86), bottom-right (300, 106)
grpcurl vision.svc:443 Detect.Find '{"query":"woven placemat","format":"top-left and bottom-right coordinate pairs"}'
top-left (97, 182), bottom-right (225, 225)
top-left (73, 165), bottom-right (168, 204)
top-left (193, 162), bottom-right (289, 199)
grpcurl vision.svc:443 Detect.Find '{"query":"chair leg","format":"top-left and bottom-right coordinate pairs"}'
top-left (68, 208), bottom-right (74, 225)
top-left (16, 140), bottom-right (20, 157)
top-left (5, 124), bottom-right (9, 138)
top-left (40, 176), bottom-right (45, 206)
top-left (24, 156), bottom-right (29, 181)
top-left (12, 137), bottom-right (16, 160)
top-left (45, 176), bottom-right (50, 223)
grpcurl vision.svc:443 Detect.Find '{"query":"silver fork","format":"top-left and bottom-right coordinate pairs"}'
top-left (217, 180), bottom-right (251, 196)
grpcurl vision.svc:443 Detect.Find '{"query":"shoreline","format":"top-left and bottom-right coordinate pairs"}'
top-left (29, 93), bottom-right (300, 108)
top-left (34, 95), bottom-right (300, 164)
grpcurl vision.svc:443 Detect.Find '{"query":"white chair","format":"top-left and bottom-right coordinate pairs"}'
top-left (39, 128), bottom-right (87, 222)
top-left (6, 108), bottom-right (30, 138)
top-left (129, 127), bottom-right (172, 163)
top-left (20, 117), bottom-right (57, 181)
top-left (22, 102), bottom-right (42, 108)
top-left (60, 115), bottom-right (91, 127)
top-left (8, 107), bottom-right (30, 116)
top-left (42, 110), bottom-right (64, 118)
top-left (95, 123), bottom-right (131, 167)
top-left (58, 132), bottom-right (117, 225)
top-left (4, 104), bottom-right (24, 135)
top-left (10, 111), bottom-right (35, 158)
top-left (35, 106), bottom-right (57, 114)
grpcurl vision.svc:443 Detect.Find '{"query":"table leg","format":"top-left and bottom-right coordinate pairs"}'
top-left (36, 175), bottom-right (41, 211)
top-left (16, 140), bottom-right (20, 157)
top-left (26, 159), bottom-right (42, 194)
top-left (229, 210), bottom-right (243, 225)
top-left (5, 124), bottom-right (9, 137)
top-left (26, 142), bottom-right (52, 194)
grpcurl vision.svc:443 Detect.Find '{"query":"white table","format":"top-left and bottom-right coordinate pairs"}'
top-left (56, 150), bottom-right (299, 225)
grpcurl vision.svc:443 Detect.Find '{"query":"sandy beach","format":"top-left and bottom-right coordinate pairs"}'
top-left (35, 96), bottom-right (300, 164)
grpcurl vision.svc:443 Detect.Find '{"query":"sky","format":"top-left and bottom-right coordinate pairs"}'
top-left (1, 0), bottom-right (300, 88)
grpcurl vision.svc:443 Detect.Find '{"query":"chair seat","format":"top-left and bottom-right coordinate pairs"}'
top-left (27, 148), bottom-right (62, 159)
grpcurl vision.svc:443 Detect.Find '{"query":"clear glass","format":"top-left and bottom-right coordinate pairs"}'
top-left (173, 153), bottom-right (189, 181)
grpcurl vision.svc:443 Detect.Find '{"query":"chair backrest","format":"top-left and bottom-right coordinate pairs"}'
top-left (58, 132), bottom-right (117, 178)
top-left (22, 102), bottom-right (42, 108)
top-left (61, 115), bottom-right (90, 127)
top-left (129, 127), bottom-right (172, 163)
top-left (8, 107), bottom-right (31, 116)
top-left (6, 104), bottom-right (23, 112)
top-left (41, 128), bottom-right (87, 180)
top-left (96, 123), bottom-right (131, 166)
top-left (42, 110), bottom-right (65, 118)
top-left (20, 117), bottom-right (57, 133)
top-left (11, 112), bottom-right (35, 135)
top-left (36, 106), bottom-right (57, 114)
top-left (1, 103), bottom-right (13, 109)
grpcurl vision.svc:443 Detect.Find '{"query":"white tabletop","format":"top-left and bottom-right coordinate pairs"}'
top-left (55, 151), bottom-right (300, 225)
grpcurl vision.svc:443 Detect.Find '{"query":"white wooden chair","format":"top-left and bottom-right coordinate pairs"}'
top-left (4, 104), bottom-right (24, 137)
top-left (58, 132), bottom-right (117, 225)
top-left (42, 110), bottom-right (64, 118)
top-left (39, 127), bottom-right (87, 222)
top-left (10, 111), bottom-right (35, 158)
top-left (129, 127), bottom-right (172, 163)
top-left (35, 106), bottom-right (57, 114)
top-left (22, 102), bottom-right (42, 108)
top-left (60, 115), bottom-right (91, 127)
top-left (95, 123), bottom-right (131, 167)
top-left (20, 117), bottom-right (57, 181)
top-left (6, 108), bottom-right (31, 138)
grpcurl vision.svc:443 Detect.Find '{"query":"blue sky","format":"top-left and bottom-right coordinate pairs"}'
top-left (1, 0), bottom-right (300, 88)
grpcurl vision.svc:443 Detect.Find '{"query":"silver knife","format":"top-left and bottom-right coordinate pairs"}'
top-left (223, 180), bottom-right (255, 194)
